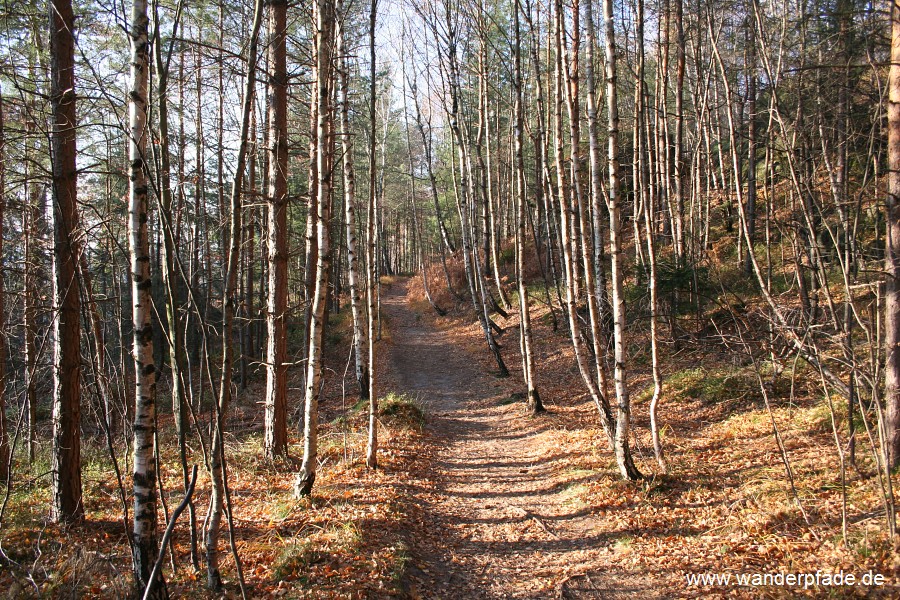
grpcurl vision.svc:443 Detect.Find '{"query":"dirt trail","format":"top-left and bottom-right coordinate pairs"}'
top-left (382, 282), bottom-right (661, 599)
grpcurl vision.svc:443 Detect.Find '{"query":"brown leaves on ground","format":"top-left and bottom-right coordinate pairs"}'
top-left (403, 273), bottom-right (900, 599)
top-left (0, 304), bottom-right (429, 598)
top-left (1, 275), bottom-right (899, 598)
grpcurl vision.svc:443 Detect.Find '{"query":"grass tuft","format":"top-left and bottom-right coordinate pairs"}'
top-left (379, 393), bottom-right (426, 431)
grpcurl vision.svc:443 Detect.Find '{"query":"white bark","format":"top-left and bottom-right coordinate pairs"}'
top-left (886, 0), bottom-right (900, 469)
top-left (127, 0), bottom-right (163, 593)
top-left (514, 0), bottom-right (542, 413)
top-left (297, 0), bottom-right (336, 493)
top-left (603, 0), bottom-right (642, 481)
top-left (337, 5), bottom-right (369, 405)
top-left (366, 0), bottom-right (379, 470)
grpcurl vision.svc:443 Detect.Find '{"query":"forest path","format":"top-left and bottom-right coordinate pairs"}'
top-left (381, 280), bottom-right (660, 599)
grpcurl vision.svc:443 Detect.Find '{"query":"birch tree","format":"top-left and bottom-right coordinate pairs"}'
top-left (0, 89), bottom-right (9, 483)
top-left (127, 0), bottom-right (165, 594)
top-left (365, 0), bottom-right (379, 470)
top-left (513, 0), bottom-right (542, 414)
top-left (296, 0), bottom-right (336, 494)
top-left (23, 116), bottom-right (39, 464)
top-left (886, 0), bottom-right (900, 469)
top-left (338, 0), bottom-right (370, 406)
top-left (149, 0), bottom-right (196, 565)
top-left (603, 0), bottom-right (642, 480)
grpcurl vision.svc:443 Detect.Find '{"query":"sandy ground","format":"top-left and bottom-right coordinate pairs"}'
top-left (381, 281), bottom-right (663, 599)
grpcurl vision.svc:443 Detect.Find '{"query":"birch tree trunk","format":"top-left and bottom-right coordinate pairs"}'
top-left (582, 0), bottom-right (614, 406)
top-left (0, 89), bottom-right (9, 483)
top-left (242, 117), bottom-right (256, 391)
top-left (365, 0), bottom-right (379, 470)
top-left (603, 0), bottom-right (642, 481)
top-left (127, 0), bottom-right (165, 594)
top-left (49, 0), bottom-right (83, 524)
top-left (634, 0), bottom-right (666, 474)
top-left (641, 92), bottom-right (667, 476)
top-left (475, 12), bottom-right (510, 309)
top-left (297, 0), bottom-right (336, 493)
top-left (337, 2), bottom-right (369, 405)
top-left (584, 0), bottom-right (609, 329)
top-left (549, 0), bottom-right (615, 449)
top-left (302, 56), bottom-right (320, 391)
top-left (484, 72), bottom-right (509, 311)
top-left (514, 0), bottom-right (542, 414)
top-left (886, 0), bottom-right (900, 469)
top-left (23, 117), bottom-right (38, 464)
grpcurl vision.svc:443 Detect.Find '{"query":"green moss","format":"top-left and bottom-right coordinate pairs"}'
top-left (665, 366), bottom-right (760, 404)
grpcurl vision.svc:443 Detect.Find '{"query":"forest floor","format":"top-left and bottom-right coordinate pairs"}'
top-left (380, 280), bottom-right (663, 598)
top-left (2, 276), bottom-right (900, 598)
top-left (389, 273), bottom-right (900, 599)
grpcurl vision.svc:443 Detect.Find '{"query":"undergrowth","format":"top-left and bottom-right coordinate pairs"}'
top-left (379, 392), bottom-right (426, 432)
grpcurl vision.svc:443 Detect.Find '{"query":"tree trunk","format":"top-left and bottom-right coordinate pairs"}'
top-left (583, 0), bottom-right (614, 407)
top-left (0, 89), bottom-right (9, 483)
top-left (49, 0), bottom-right (83, 524)
top-left (296, 0), bottom-right (336, 494)
top-left (673, 0), bottom-right (686, 262)
top-left (485, 85), bottom-right (509, 311)
top-left (514, 0), bottom-right (542, 414)
top-left (264, 0), bottom-right (289, 460)
top-left (603, 0), bottom-right (642, 481)
top-left (205, 0), bottom-right (264, 588)
top-left (216, 2), bottom-right (226, 284)
top-left (365, 0), bottom-right (379, 470)
top-left (128, 0), bottom-right (165, 594)
top-left (150, 0), bottom-right (197, 572)
top-left (23, 123), bottom-right (38, 464)
top-left (641, 85), bottom-right (667, 476)
top-left (886, 0), bottom-right (900, 469)
top-left (302, 51), bottom-right (320, 391)
top-left (551, 0), bottom-right (615, 449)
top-left (633, 0), bottom-right (666, 474)
top-left (744, 3), bottom-right (757, 275)
top-left (190, 35), bottom-right (205, 370)
top-left (337, 2), bottom-right (369, 404)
